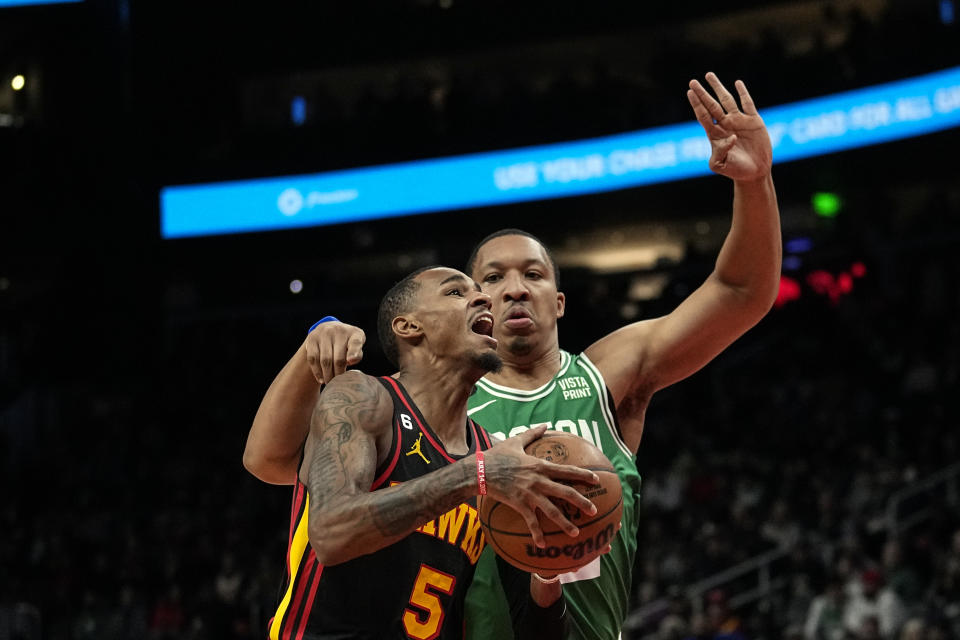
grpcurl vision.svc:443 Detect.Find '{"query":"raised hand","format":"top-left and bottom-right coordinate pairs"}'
top-left (688, 72), bottom-right (772, 182)
top-left (482, 426), bottom-right (600, 548)
top-left (305, 321), bottom-right (366, 384)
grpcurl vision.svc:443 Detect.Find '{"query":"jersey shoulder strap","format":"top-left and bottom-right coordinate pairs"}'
top-left (470, 418), bottom-right (494, 450)
top-left (369, 376), bottom-right (405, 489)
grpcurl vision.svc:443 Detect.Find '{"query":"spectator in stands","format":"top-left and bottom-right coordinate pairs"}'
top-left (149, 585), bottom-right (184, 640)
top-left (658, 589), bottom-right (691, 639)
top-left (704, 589), bottom-right (746, 640)
top-left (881, 540), bottom-right (922, 607)
top-left (843, 569), bottom-right (906, 639)
top-left (897, 618), bottom-right (925, 640)
top-left (761, 499), bottom-right (802, 550)
top-left (929, 527), bottom-right (960, 634)
top-left (804, 576), bottom-right (848, 640)
top-left (854, 615), bottom-right (882, 640)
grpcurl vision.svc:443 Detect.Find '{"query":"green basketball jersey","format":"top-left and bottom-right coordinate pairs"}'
top-left (464, 350), bottom-right (642, 640)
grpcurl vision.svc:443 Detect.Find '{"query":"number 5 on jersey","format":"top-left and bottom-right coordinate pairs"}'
top-left (403, 564), bottom-right (456, 640)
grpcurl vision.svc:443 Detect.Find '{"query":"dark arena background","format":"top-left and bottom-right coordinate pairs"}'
top-left (2, 1), bottom-right (960, 638)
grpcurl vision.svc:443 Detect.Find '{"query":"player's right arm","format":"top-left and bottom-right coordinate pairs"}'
top-left (585, 75), bottom-right (780, 451)
top-left (303, 375), bottom-right (600, 565)
top-left (243, 321), bottom-right (366, 485)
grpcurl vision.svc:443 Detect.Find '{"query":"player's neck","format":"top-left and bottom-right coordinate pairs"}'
top-left (483, 346), bottom-right (563, 391)
top-left (395, 367), bottom-right (476, 454)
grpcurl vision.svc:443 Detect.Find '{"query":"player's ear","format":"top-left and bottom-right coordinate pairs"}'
top-left (392, 314), bottom-right (424, 344)
top-left (556, 291), bottom-right (565, 319)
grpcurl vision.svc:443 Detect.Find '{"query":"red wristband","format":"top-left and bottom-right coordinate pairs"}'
top-left (476, 451), bottom-right (487, 496)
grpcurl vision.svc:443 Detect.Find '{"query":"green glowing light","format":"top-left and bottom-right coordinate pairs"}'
top-left (813, 192), bottom-right (841, 218)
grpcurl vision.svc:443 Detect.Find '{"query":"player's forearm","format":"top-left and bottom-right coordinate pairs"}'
top-left (244, 344), bottom-right (319, 484)
top-left (494, 556), bottom-right (568, 639)
top-left (713, 172), bottom-right (782, 311)
top-left (519, 577), bottom-right (567, 638)
top-left (308, 456), bottom-right (479, 565)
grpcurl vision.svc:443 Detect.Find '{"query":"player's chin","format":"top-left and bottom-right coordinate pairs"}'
top-left (502, 335), bottom-right (533, 357)
top-left (472, 350), bottom-right (503, 374)
top-left (499, 327), bottom-right (537, 346)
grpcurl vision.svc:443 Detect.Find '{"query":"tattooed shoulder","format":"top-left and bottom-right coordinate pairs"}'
top-left (313, 370), bottom-right (391, 435)
top-left (302, 371), bottom-right (393, 500)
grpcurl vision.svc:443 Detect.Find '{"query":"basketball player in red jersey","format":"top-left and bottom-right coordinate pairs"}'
top-left (268, 265), bottom-right (600, 640)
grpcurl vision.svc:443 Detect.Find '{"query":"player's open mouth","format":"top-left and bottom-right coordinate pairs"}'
top-left (471, 313), bottom-right (494, 337)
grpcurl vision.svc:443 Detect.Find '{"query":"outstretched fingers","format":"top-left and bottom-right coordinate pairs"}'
top-left (705, 71), bottom-right (739, 114)
top-left (687, 83), bottom-right (726, 137)
top-left (735, 79), bottom-right (758, 115)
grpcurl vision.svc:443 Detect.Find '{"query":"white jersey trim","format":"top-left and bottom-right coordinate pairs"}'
top-left (579, 352), bottom-right (632, 458)
top-left (475, 351), bottom-right (572, 401)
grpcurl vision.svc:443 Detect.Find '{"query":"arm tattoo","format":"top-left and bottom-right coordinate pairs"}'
top-left (306, 373), bottom-right (475, 554)
top-left (306, 377), bottom-right (381, 512)
top-left (369, 462), bottom-right (471, 536)
top-left (485, 452), bottom-right (523, 493)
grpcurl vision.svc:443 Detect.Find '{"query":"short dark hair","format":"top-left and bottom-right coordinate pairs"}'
top-left (465, 228), bottom-right (561, 289)
top-left (377, 265), bottom-right (438, 368)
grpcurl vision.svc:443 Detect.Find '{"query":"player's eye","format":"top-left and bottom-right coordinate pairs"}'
top-left (482, 274), bottom-right (502, 283)
top-left (526, 271), bottom-right (543, 280)
top-left (446, 288), bottom-right (464, 297)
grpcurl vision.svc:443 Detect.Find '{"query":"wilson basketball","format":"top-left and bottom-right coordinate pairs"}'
top-left (478, 431), bottom-right (623, 574)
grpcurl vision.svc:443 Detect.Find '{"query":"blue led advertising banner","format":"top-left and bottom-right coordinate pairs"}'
top-left (161, 65), bottom-right (960, 239)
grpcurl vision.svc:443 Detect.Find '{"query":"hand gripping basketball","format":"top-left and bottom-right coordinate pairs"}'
top-left (479, 426), bottom-right (599, 549)
top-left (479, 429), bottom-right (624, 574)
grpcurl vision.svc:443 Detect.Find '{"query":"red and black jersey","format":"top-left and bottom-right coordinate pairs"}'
top-left (268, 376), bottom-right (494, 640)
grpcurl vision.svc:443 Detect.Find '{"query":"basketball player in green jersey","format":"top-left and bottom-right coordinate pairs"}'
top-left (245, 73), bottom-right (782, 639)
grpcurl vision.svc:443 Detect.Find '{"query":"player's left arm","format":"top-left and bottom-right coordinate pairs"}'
top-left (492, 556), bottom-right (568, 639)
top-left (586, 74), bottom-right (781, 431)
top-left (493, 538), bottom-right (615, 637)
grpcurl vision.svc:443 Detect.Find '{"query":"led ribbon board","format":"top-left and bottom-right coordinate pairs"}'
top-left (161, 65), bottom-right (960, 238)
